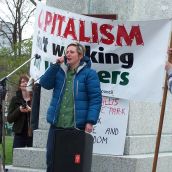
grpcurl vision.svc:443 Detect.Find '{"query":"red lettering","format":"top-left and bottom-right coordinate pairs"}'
top-left (44, 11), bottom-right (53, 32)
top-left (63, 18), bottom-right (77, 40)
top-left (92, 22), bottom-right (98, 43)
top-left (102, 97), bottom-right (118, 106)
top-left (57, 15), bottom-right (65, 36)
top-left (50, 14), bottom-right (65, 36)
top-left (38, 10), bottom-right (43, 29)
top-left (100, 24), bottom-right (114, 45)
top-left (116, 25), bottom-right (144, 46)
top-left (37, 11), bottom-right (144, 47)
top-left (109, 107), bottom-right (126, 115)
top-left (51, 13), bottom-right (57, 34)
top-left (79, 20), bottom-right (90, 42)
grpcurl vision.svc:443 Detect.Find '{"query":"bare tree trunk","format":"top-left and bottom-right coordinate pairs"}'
top-left (17, 0), bottom-right (22, 56)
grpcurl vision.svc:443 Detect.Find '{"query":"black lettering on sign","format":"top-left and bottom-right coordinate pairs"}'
top-left (105, 128), bottom-right (119, 135)
top-left (93, 135), bottom-right (108, 144)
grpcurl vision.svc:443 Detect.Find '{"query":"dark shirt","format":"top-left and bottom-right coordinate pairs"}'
top-left (7, 90), bottom-right (31, 136)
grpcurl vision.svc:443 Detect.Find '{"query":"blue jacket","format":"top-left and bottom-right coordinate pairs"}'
top-left (39, 56), bottom-right (102, 128)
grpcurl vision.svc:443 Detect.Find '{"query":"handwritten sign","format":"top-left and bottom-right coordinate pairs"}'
top-left (92, 97), bottom-right (129, 155)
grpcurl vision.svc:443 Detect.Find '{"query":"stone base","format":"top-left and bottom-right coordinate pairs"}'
top-left (7, 148), bottom-right (172, 172)
top-left (6, 166), bottom-right (45, 172)
top-left (92, 153), bottom-right (172, 172)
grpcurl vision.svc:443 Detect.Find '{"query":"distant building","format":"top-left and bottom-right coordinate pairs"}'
top-left (0, 21), bottom-right (13, 48)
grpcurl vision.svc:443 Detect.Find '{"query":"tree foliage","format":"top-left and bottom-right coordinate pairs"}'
top-left (0, 39), bottom-right (32, 84)
top-left (0, 0), bottom-right (35, 56)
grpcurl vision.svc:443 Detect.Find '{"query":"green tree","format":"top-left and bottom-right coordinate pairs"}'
top-left (0, 39), bottom-right (32, 83)
top-left (0, 0), bottom-right (35, 56)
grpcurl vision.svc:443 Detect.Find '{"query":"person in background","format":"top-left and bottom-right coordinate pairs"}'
top-left (165, 48), bottom-right (172, 92)
top-left (39, 42), bottom-right (102, 172)
top-left (7, 74), bottom-right (33, 148)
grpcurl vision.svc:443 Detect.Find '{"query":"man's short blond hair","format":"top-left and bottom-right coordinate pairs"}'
top-left (67, 42), bottom-right (85, 57)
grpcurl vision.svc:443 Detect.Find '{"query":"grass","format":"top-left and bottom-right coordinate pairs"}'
top-left (0, 136), bottom-right (13, 165)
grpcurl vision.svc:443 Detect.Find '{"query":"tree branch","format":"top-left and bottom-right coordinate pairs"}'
top-left (0, 17), bottom-right (13, 34)
top-left (30, 0), bottom-right (36, 6)
top-left (5, 0), bottom-right (15, 20)
top-left (0, 28), bottom-right (13, 46)
top-left (21, 8), bottom-right (35, 30)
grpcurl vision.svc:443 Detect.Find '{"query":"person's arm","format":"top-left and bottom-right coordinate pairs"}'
top-left (166, 61), bottom-right (172, 93)
top-left (7, 97), bottom-right (22, 123)
top-left (7, 97), bottom-right (31, 123)
top-left (85, 70), bottom-right (102, 132)
top-left (165, 48), bottom-right (172, 93)
top-left (39, 63), bottom-right (60, 90)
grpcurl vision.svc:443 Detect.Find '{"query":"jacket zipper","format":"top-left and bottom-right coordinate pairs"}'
top-left (73, 75), bottom-right (77, 128)
top-left (76, 80), bottom-right (79, 97)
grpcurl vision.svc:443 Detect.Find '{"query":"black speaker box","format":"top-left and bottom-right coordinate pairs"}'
top-left (52, 128), bottom-right (94, 172)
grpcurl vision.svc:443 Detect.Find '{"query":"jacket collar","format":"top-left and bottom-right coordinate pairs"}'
top-left (62, 56), bottom-right (91, 74)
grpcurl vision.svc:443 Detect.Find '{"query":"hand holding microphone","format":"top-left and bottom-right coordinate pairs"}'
top-left (56, 56), bottom-right (65, 64)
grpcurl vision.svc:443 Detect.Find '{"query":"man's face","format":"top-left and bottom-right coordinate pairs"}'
top-left (66, 46), bottom-right (82, 69)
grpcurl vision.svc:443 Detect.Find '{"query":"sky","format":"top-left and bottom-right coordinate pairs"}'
top-left (23, 0), bottom-right (47, 39)
top-left (0, 0), bottom-right (46, 39)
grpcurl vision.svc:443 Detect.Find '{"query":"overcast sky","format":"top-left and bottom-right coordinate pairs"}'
top-left (0, 0), bottom-right (46, 39)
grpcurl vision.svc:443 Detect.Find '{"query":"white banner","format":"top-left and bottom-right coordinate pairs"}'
top-left (92, 97), bottom-right (129, 155)
top-left (30, 3), bottom-right (171, 102)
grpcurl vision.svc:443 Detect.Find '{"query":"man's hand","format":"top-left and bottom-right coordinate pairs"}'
top-left (165, 61), bottom-right (172, 71)
top-left (56, 56), bottom-right (64, 64)
top-left (167, 48), bottom-right (172, 55)
top-left (165, 48), bottom-right (172, 72)
top-left (85, 123), bottom-right (93, 133)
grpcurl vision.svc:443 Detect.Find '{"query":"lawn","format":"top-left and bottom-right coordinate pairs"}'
top-left (0, 136), bottom-right (13, 165)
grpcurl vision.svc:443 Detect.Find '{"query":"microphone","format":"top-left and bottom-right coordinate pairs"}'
top-left (56, 56), bottom-right (66, 65)
top-left (56, 59), bottom-right (61, 64)
top-left (64, 56), bottom-right (70, 68)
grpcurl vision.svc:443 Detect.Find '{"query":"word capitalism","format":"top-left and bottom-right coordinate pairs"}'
top-left (38, 10), bottom-right (144, 46)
